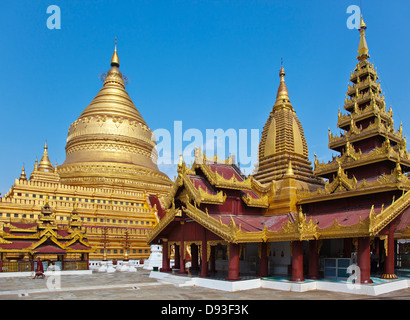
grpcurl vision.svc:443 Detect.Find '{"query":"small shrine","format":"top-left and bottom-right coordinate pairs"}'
top-left (0, 199), bottom-right (93, 272)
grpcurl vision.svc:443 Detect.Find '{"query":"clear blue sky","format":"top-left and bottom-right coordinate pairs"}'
top-left (0, 0), bottom-right (409, 195)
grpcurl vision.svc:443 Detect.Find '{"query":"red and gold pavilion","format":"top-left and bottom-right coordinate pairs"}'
top-left (147, 16), bottom-right (410, 283)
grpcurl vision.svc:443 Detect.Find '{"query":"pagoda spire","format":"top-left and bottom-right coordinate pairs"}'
top-left (19, 165), bottom-right (27, 181)
top-left (274, 64), bottom-right (292, 109)
top-left (103, 37), bottom-right (125, 88)
top-left (38, 141), bottom-right (54, 172)
top-left (357, 15), bottom-right (370, 61)
top-left (111, 37), bottom-right (120, 67)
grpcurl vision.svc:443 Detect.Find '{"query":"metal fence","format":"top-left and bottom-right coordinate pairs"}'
top-left (0, 260), bottom-right (89, 272)
top-left (1, 261), bottom-right (33, 272)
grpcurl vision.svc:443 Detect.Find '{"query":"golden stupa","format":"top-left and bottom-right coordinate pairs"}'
top-left (0, 41), bottom-right (172, 262)
top-left (58, 40), bottom-right (171, 192)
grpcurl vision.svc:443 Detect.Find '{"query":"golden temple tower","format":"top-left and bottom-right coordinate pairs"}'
top-left (0, 41), bottom-right (172, 261)
top-left (254, 65), bottom-right (323, 214)
top-left (58, 40), bottom-right (171, 193)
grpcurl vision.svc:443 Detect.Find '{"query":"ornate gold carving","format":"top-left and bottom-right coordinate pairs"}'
top-left (241, 193), bottom-right (269, 208)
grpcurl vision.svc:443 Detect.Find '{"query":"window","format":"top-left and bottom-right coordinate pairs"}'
top-left (17, 193), bottom-right (22, 196)
top-left (39, 195), bottom-right (43, 199)
top-left (32, 194), bottom-right (36, 198)
top-left (100, 219), bottom-right (104, 223)
top-left (114, 249), bottom-right (117, 254)
top-left (14, 214), bottom-right (18, 218)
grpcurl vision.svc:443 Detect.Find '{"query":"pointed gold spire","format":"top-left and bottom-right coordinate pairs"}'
top-left (38, 141), bottom-right (54, 172)
top-left (284, 160), bottom-right (295, 177)
top-left (19, 165), bottom-right (27, 181)
top-left (357, 15), bottom-right (369, 61)
top-left (111, 37), bottom-right (120, 67)
top-left (274, 63), bottom-right (292, 110)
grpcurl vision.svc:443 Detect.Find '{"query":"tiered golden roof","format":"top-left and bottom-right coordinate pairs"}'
top-left (301, 16), bottom-right (410, 203)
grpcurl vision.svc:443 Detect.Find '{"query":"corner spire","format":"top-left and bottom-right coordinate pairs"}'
top-left (38, 141), bottom-right (54, 172)
top-left (357, 15), bottom-right (369, 61)
top-left (111, 37), bottom-right (120, 67)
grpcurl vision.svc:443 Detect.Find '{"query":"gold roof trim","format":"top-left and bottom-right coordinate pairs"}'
top-left (241, 193), bottom-right (269, 208)
top-left (369, 190), bottom-right (410, 236)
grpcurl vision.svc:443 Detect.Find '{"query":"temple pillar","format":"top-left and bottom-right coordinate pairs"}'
top-left (178, 222), bottom-right (187, 274)
top-left (308, 240), bottom-right (319, 280)
top-left (357, 237), bottom-right (373, 284)
top-left (209, 246), bottom-right (216, 274)
top-left (290, 241), bottom-right (304, 282)
top-left (174, 245), bottom-right (180, 270)
top-left (226, 243), bottom-right (241, 281)
top-left (259, 242), bottom-right (269, 277)
top-left (191, 244), bottom-right (199, 273)
top-left (200, 227), bottom-right (209, 277)
top-left (160, 239), bottom-right (171, 272)
top-left (381, 223), bottom-right (398, 279)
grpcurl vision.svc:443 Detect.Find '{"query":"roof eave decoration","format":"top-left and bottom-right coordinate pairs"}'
top-left (241, 193), bottom-right (269, 208)
top-left (299, 162), bottom-right (410, 202)
top-left (369, 190), bottom-right (410, 236)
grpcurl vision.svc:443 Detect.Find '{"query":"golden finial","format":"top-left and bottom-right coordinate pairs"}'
top-left (357, 15), bottom-right (369, 61)
top-left (111, 37), bottom-right (120, 67)
top-left (19, 165), bottom-right (27, 181)
top-left (274, 61), bottom-right (291, 108)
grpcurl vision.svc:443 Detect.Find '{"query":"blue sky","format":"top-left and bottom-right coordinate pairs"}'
top-left (0, 0), bottom-right (409, 195)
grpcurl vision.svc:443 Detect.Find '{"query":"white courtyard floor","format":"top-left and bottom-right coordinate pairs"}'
top-left (0, 269), bottom-right (408, 301)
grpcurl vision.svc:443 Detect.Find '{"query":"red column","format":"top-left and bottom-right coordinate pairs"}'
top-left (160, 239), bottom-right (171, 272)
top-left (290, 241), bottom-right (304, 282)
top-left (178, 222), bottom-right (187, 274)
top-left (357, 237), bottom-right (373, 284)
top-left (259, 242), bottom-right (268, 277)
top-left (226, 243), bottom-right (241, 281)
top-left (200, 227), bottom-right (209, 277)
top-left (308, 240), bottom-right (319, 280)
top-left (381, 224), bottom-right (398, 279)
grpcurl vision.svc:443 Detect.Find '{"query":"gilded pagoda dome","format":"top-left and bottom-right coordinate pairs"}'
top-left (58, 42), bottom-right (171, 192)
top-left (254, 65), bottom-right (321, 186)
